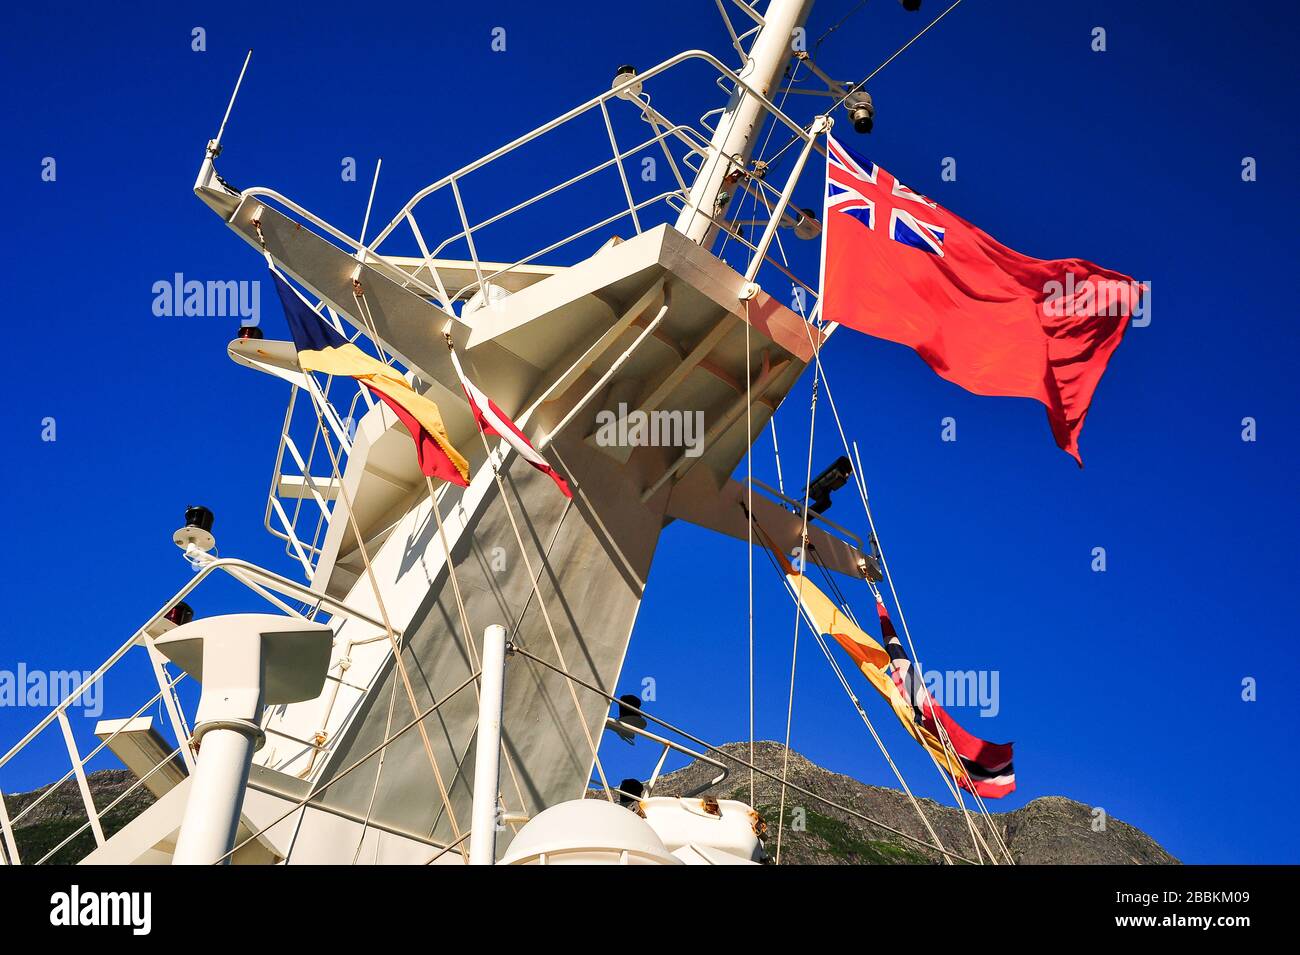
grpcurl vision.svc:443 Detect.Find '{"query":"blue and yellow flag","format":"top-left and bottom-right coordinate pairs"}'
top-left (271, 271), bottom-right (469, 486)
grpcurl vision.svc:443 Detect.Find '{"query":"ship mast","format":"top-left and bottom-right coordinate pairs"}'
top-left (675, 0), bottom-right (815, 245)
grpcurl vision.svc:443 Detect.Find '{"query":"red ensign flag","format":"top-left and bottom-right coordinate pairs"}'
top-left (822, 135), bottom-right (1142, 464)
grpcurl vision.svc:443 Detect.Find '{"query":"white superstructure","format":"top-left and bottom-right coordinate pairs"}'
top-left (0, 0), bottom-right (950, 867)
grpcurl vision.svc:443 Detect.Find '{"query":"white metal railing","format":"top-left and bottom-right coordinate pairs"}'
top-left (256, 283), bottom-right (387, 580)
top-left (264, 376), bottom-right (371, 579)
top-left (239, 49), bottom-right (826, 320)
top-left (603, 718), bottom-right (729, 798)
top-left (0, 557), bottom-right (395, 865)
top-left (234, 49), bottom-right (829, 577)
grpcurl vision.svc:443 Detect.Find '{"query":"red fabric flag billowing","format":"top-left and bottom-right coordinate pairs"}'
top-left (367, 385), bottom-right (469, 487)
top-left (822, 134), bottom-right (1141, 465)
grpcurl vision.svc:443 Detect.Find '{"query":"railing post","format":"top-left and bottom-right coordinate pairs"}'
top-left (0, 789), bottom-right (19, 864)
top-left (469, 624), bottom-right (508, 865)
top-left (600, 99), bottom-right (642, 235)
top-left (743, 114), bottom-right (830, 286)
top-left (56, 710), bottom-right (106, 848)
top-left (146, 641), bottom-right (197, 773)
top-left (448, 177), bottom-right (486, 299)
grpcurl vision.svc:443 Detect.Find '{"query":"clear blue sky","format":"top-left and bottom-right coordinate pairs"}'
top-left (1, 1), bottom-right (1296, 863)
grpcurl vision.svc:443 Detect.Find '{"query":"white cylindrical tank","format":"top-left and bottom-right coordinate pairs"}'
top-left (500, 799), bottom-right (681, 865)
top-left (640, 797), bottom-right (764, 862)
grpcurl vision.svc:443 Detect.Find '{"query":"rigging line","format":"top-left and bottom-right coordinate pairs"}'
top-left (844, 0), bottom-right (967, 107)
top-left (353, 286), bottom-right (398, 368)
top-left (423, 830), bottom-right (473, 865)
top-left (814, 0), bottom-right (869, 50)
top-left (351, 285), bottom-right (527, 830)
top-left (311, 409), bottom-right (468, 856)
top-left (805, 546), bottom-right (993, 863)
top-left (774, 361), bottom-right (821, 865)
top-left (849, 441), bottom-right (1015, 864)
top-left (791, 319), bottom-right (1009, 862)
top-left (751, 515), bottom-right (956, 863)
top-left (780, 292), bottom-right (1004, 859)
top-left (509, 643), bottom-right (978, 865)
top-left (770, 417), bottom-right (785, 494)
top-left (746, 301), bottom-right (755, 807)
top-left (718, 57), bottom-right (803, 262)
top-left (730, 66), bottom-right (800, 803)
top-left (748, 172), bottom-right (821, 861)
top-left (449, 357), bottom-right (615, 804)
top-left (423, 474), bottom-right (530, 834)
top-left (809, 554), bottom-right (993, 864)
top-left (766, 0), bottom-right (968, 170)
top-left (217, 670), bottom-right (482, 865)
top-left (350, 672), bottom-right (402, 864)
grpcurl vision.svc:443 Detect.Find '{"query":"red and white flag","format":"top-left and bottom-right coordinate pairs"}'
top-left (448, 348), bottom-right (573, 498)
top-left (878, 599), bottom-right (1015, 798)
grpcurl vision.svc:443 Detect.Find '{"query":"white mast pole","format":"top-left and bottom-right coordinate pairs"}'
top-left (675, 0), bottom-right (815, 245)
top-left (469, 624), bottom-right (508, 864)
top-left (173, 724), bottom-right (259, 865)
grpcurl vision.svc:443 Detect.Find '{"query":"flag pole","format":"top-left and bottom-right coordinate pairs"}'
top-left (212, 49), bottom-right (253, 155)
top-left (195, 49), bottom-right (251, 193)
top-left (676, 0), bottom-right (815, 245)
top-left (741, 114), bottom-right (830, 291)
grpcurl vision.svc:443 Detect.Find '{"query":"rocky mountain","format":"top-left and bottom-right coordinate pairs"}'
top-left (646, 741), bottom-right (1178, 865)
top-left (2, 741), bottom-right (1177, 864)
top-left (3, 769), bottom-right (156, 865)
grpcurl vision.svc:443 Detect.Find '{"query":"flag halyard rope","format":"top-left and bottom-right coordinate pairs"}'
top-left (312, 410), bottom-right (468, 856)
top-left (423, 473), bottom-right (530, 835)
top-left (510, 643), bottom-right (979, 865)
top-left (774, 363), bottom-right (820, 865)
top-left (445, 338), bottom-right (616, 803)
top-left (749, 512), bottom-right (955, 864)
top-left (794, 312), bottom-right (1014, 863)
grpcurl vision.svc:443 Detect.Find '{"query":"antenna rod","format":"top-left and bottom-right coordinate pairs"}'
top-left (212, 49), bottom-right (253, 154)
top-left (676, 0), bottom-right (814, 246)
top-left (359, 158), bottom-right (383, 248)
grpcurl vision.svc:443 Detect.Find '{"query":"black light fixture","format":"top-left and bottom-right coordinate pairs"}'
top-left (611, 693), bottom-right (647, 744)
top-left (185, 506), bottom-right (214, 532)
top-left (165, 601), bottom-right (194, 627)
top-left (147, 598), bottom-right (195, 637)
top-left (237, 325), bottom-right (264, 340)
top-left (617, 778), bottom-right (645, 807)
top-left (805, 455), bottom-right (854, 514)
top-left (901, 0), bottom-right (922, 11)
top-left (611, 64), bottom-right (642, 99)
top-left (617, 694), bottom-right (647, 731)
top-left (173, 505), bottom-right (217, 556)
top-left (845, 90), bottom-right (875, 134)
